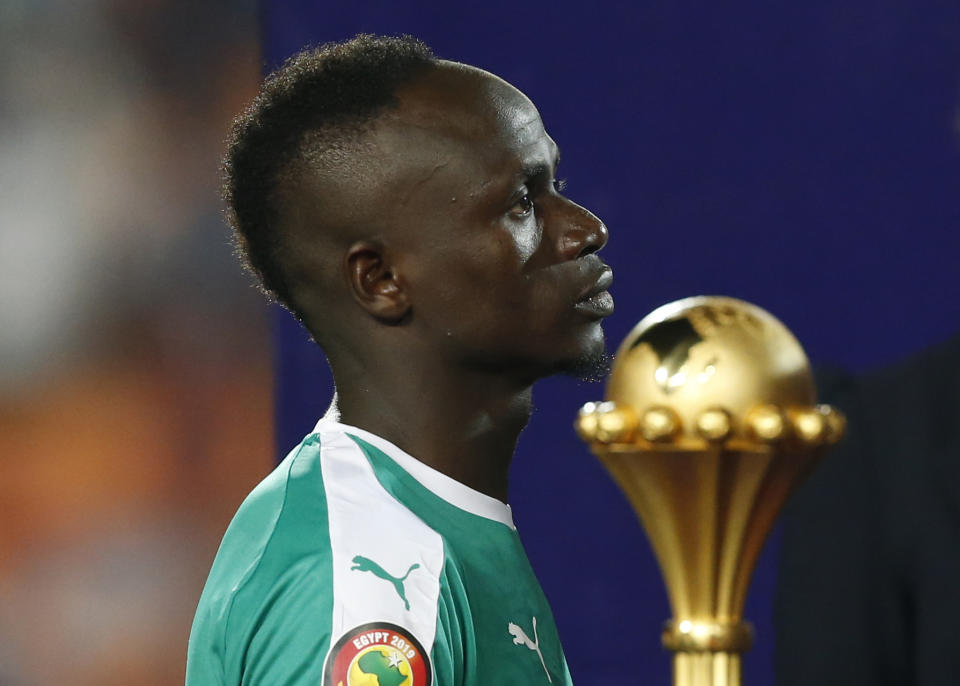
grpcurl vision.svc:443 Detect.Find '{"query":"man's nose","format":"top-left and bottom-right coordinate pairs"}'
top-left (557, 201), bottom-right (609, 260)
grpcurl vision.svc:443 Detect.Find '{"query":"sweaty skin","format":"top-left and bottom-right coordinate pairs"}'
top-left (284, 62), bottom-right (612, 502)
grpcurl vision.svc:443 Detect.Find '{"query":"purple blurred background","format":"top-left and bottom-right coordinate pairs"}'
top-left (266, 2), bottom-right (960, 685)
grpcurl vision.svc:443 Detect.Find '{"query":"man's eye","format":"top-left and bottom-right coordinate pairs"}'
top-left (511, 194), bottom-right (534, 217)
top-left (553, 178), bottom-right (568, 193)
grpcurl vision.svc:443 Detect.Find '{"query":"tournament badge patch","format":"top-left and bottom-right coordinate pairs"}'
top-left (325, 622), bottom-right (431, 686)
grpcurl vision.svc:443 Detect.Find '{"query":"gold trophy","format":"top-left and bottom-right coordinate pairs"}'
top-left (575, 296), bottom-right (844, 686)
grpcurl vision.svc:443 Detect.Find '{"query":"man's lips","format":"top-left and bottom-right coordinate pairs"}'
top-left (578, 266), bottom-right (614, 302)
top-left (575, 265), bottom-right (615, 317)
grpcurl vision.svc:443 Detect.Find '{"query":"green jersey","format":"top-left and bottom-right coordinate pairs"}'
top-left (186, 419), bottom-right (574, 686)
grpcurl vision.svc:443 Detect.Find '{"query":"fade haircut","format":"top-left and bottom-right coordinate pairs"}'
top-left (222, 35), bottom-right (437, 319)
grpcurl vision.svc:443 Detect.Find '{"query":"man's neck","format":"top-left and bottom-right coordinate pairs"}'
top-left (330, 364), bottom-right (534, 503)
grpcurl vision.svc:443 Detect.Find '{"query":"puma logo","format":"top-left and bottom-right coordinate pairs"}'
top-left (508, 616), bottom-right (552, 683)
top-left (350, 555), bottom-right (420, 610)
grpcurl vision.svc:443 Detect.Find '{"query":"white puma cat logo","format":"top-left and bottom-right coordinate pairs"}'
top-left (508, 616), bottom-right (552, 683)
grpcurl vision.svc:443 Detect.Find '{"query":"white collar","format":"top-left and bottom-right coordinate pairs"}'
top-left (313, 418), bottom-right (516, 530)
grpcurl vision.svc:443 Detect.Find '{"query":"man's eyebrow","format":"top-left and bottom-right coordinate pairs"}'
top-left (519, 163), bottom-right (552, 184)
top-left (518, 146), bottom-right (562, 184)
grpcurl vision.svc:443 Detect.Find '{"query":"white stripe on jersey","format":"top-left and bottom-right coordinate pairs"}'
top-left (318, 426), bottom-right (444, 653)
top-left (316, 418), bottom-right (515, 530)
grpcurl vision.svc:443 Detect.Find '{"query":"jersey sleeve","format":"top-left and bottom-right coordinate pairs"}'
top-left (231, 556), bottom-right (334, 686)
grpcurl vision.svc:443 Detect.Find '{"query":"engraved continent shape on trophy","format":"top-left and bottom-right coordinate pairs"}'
top-left (576, 296), bottom-right (844, 686)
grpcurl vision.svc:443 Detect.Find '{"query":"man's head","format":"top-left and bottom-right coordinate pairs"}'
top-left (224, 35), bottom-right (613, 383)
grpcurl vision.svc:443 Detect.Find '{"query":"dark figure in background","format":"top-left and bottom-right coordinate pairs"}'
top-left (776, 332), bottom-right (960, 686)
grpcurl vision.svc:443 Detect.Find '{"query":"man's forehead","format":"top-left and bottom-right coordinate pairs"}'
top-left (291, 63), bottom-right (557, 235)
top-left (391, 61), bottom-right (545, 143)
top-left (370, 63), bottom-right (557, 184)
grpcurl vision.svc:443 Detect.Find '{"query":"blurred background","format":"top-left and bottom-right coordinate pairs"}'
top-left (2, 1), bottom-right (958, 685)
top-left (0, 2), bottom-right (270, 684)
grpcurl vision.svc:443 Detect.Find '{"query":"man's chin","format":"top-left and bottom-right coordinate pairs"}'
top-left (556, 346), bottom-right (611, 383)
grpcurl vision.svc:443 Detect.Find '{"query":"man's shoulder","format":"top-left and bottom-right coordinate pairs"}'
top-left (225, 435), bottom-right (329, 571)
top-left (193, 435), bottom-right (331, 621)
top-left (193, 427), bottom-right (450, 634)
top-left (187, 434), bottom-right (337, 683)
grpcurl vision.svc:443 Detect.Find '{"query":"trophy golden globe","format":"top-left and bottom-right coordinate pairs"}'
top-left (575, 296), bottom-right (844, 686)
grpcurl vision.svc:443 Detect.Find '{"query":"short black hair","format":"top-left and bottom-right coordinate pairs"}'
top-left (222, 34), bottom-right (437, 319)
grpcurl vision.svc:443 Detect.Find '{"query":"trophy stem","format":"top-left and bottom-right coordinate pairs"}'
top-left (662, 619), bottom-right (753, 686)
top-left (673, 652), bottom-right (741, 686)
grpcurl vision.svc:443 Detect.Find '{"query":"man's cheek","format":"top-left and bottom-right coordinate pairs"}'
top-left (500, 221), bottom-right (539, 265)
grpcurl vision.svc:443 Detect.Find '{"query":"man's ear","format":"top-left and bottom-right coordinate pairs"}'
top-left (345, 241), bottom-right (410, 324)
